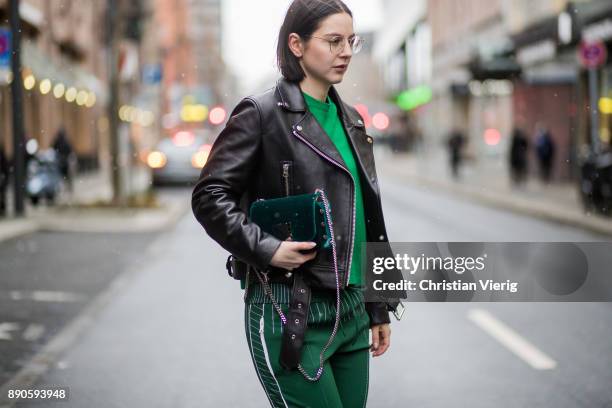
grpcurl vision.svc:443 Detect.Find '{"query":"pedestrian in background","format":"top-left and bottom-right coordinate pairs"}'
top-left (0, 143), bottom-right (8, 217)
top-left (447, 128), bottom-right (465, 179)
top-left (509, 127), bottom-right (529, 186)
top-left (534, 123), bottom-right (555, 183)
top-left (52, 127), bottom-right (75, 192)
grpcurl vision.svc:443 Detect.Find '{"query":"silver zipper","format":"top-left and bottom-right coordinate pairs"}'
top-left (282, 162), bottom-right (290, 197)
top-left (282, 162), bottom-right (293, 239)
top-left (291, 128), bottom-right (356, 287)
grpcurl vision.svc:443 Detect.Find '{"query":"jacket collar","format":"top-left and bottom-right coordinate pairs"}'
top-left (275, 77), bottom-right (364, 129)
top-left (275, 77), bottom-right (306, 112)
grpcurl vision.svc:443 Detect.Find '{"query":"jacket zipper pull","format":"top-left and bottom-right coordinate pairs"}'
top-left (282, 162), bottom-right (290, 197)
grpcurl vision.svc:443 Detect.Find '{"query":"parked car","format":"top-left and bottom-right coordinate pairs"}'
top-left (148, 131), bottom-right (212, 186)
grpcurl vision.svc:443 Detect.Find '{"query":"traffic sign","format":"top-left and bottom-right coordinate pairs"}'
top-left (579, 40), bottom-right (607, 69)
top-left (142, 63), bottom-right (162, 84)
top-left (0, 29), bottom-right (11, 68)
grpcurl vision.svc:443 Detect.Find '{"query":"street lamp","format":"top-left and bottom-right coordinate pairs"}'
top-left (9, 0), bottom-right (26, 215)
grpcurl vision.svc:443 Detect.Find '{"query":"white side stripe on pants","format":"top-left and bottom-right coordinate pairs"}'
top-left (247, 304), bottom-right (275, 407)
top-left (259, 314), bottom-right (288, 407)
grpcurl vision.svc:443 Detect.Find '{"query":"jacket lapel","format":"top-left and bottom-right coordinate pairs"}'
top-left (296, 112), bottom-right (348, 170)
top-left (276, 78), bottom-right (377, 194)
top-left (277, 78), bottom-right (348, 169)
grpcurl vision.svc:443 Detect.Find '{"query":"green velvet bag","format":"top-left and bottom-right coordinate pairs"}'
top-left (249, 190), bottom-right (332, 249)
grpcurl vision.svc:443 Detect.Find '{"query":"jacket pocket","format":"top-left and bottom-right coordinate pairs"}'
top-left (280, 160), bottom-right (293, 197)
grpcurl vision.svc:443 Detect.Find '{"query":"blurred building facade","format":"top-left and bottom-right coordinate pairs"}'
top-left (0, 0), bottom-right (232, 184)
top-left (156, 0), bottom-right (231, 139)
top-left (375, 0), bottom-right (612, 182)
top-left (0, 0), bottom-right (108, 172)
top-left (0, 0), bottom-right (160, 175)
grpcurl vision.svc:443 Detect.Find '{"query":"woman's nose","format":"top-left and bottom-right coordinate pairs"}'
top-left (340, 41), bottom-right (352, 57)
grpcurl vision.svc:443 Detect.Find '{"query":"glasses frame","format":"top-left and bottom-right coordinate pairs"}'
top-left (308, 34), bottom-right (364, 55)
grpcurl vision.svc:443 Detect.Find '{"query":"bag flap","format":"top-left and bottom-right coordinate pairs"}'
top-left (249, 193), bottom-right (318, 242)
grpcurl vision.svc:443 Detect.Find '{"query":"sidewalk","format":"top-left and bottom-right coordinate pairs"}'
top-left (376, 147), bottom-right (612, 237)
top-left (0, 165), bottom-right (190, 243)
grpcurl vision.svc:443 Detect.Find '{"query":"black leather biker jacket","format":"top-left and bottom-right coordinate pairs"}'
top-left (191, 77), bottom-right (400, 326)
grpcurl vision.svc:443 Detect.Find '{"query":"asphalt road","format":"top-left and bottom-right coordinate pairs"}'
top-left (1, 181), bottom-right (610, 407)
top-left (0, 230), bottom-right (158, 389)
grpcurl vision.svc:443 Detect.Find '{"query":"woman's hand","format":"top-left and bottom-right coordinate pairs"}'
top-left (269, 241), bottom-right (317, 270)
top-left (370, 323), bottom-right (391, 357)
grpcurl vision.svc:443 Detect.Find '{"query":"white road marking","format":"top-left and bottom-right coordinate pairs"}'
top-left (7, 290), bottom-right (85, 302)
top-left (0, 322), bottom-right (20, 340)
top-left (22, 324), bottom-right (45, 342)
top-left (468, 308), bottom-right (557, 370)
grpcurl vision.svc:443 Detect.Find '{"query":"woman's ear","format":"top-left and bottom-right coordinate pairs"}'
top-left (288, 33), bottom-right (304, 58)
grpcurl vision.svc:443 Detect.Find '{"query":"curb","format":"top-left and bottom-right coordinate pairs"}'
top-left (0, 200), bottom-right (190, 242)
top-left (380, 167), bottom-right (612, 237)
top-left (0, 219), bottom-right (40, 243)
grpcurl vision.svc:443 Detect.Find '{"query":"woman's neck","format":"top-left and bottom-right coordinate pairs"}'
top-left (299, 76), bottom-right (330, 103)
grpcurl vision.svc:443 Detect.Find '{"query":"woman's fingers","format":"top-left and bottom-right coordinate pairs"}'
top-left (371, 324), bottom-right (391, 357)
top-left (294, 241), bottom-right (317, 251)
top-left (287, 241), bottom-right (317, 262)
top-left (370, 326), bottom-right (380, 352)
top-left (378, 325), bottom-right (391, 356)
top-left (289, 252), bottom-right (317, 268)
top-left (270, 241), bottom-right (317, 270)
top-left (303, 249), bottom-right (317, 261)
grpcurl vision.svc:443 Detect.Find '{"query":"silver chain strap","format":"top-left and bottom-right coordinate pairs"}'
top-left (251, 188), bottom-right (341, 382)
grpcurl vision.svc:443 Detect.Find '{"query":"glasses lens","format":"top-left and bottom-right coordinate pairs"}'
top-left (351, 37), bottom-right (363, 54)
top-left (331, 39), bottom-right (344, 54)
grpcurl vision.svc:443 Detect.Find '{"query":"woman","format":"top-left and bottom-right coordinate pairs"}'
top-left (192, 0), bottom-right (400, 406)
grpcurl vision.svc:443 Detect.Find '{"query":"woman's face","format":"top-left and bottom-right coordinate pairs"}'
top-left (297, 12), bottom-right (354, 85)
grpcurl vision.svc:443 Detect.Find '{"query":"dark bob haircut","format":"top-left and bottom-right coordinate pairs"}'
top-left (277, 0), bottom-right (352, 82)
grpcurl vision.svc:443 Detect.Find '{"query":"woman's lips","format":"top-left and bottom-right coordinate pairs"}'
top-left (333, 65), bottom-right (347, 72)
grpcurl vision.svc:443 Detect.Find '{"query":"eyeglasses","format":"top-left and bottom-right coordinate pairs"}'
top-left (309, 34), bottom-right (364, 55)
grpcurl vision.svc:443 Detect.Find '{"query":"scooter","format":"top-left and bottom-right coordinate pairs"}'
top-left (26, 148), bottom-right (63, 206)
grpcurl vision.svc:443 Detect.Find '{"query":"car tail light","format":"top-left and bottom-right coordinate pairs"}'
top-left (147, 151), bottom-right (167, 168)
top-left (172, 131), bottom-right (195, 147)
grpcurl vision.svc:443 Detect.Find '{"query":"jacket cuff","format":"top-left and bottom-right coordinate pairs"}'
top-left (253, 234), bottom-right (283, 271)
top-left (365, 301), bottom-right (391, 326)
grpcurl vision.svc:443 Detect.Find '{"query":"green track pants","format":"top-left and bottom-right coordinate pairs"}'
top-left (244, 285), bottom-right (371, 408)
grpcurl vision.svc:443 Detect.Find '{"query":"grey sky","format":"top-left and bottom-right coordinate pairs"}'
top-left (221, 0), bottom-right (383, 94)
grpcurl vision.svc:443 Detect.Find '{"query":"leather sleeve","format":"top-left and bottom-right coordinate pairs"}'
top-left (191, 97), bottom-right (283, 271)
top-left (365, 301), bottom-right (391, 326)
